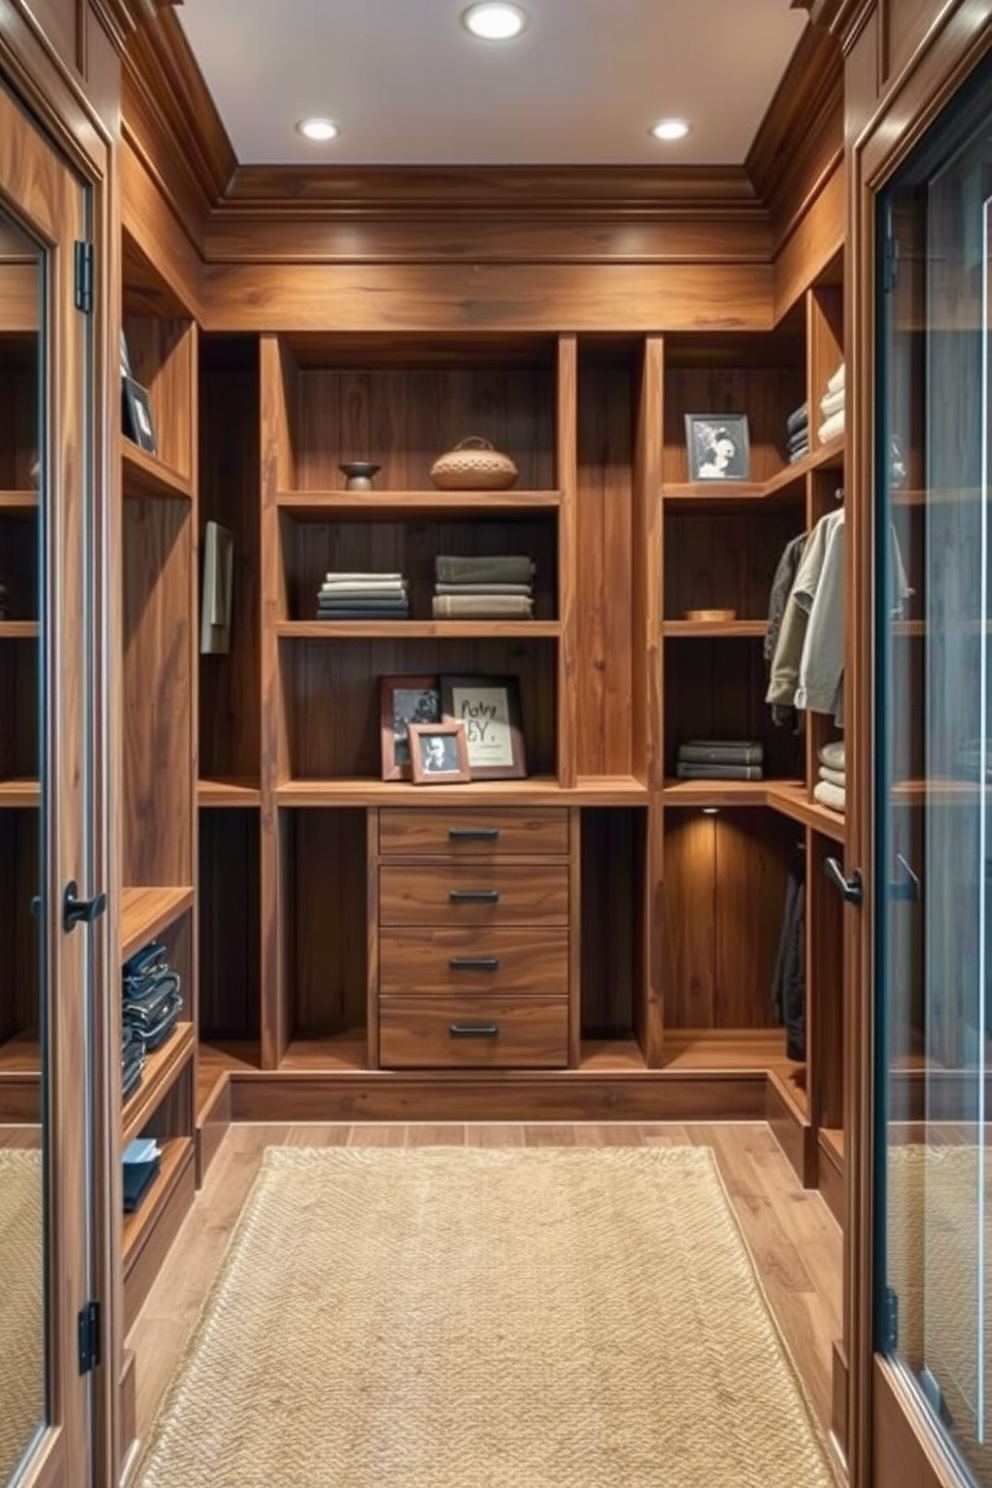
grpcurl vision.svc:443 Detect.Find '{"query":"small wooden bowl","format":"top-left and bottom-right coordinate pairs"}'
top-left (684, 608), bottom-right (737, 622)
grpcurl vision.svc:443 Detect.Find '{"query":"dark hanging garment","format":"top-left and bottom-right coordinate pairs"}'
top-left (771, 847), bottom-right (806, 1061)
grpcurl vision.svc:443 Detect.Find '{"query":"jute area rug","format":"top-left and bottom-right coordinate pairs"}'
top-left (133, 1146), bottom-right (838, 1488)
top-left (0, 1148), bottom-right (44, 1485)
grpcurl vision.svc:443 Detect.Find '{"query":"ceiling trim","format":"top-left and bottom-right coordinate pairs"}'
top-left (89, 0), bottom-right (182, 54)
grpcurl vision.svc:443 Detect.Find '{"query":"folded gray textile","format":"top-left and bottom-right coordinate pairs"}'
top-left (818, 740), bottom-right (846, 771)
top-left (434, 582), bottom-right (533, 595)
top-left (786, 404), bottom-right (809, 436)
top-left (678, 740), bottom-right (764, 765)
top-left (435, 555), bottom-right (535, 585)
top-left (819, 765), bottom-right (846, 788)
top-left (676, 763), bottom-right (764, 780)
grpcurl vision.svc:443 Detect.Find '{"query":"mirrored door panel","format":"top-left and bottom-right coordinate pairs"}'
top-left (0, 81), bottom-right (97, 1488)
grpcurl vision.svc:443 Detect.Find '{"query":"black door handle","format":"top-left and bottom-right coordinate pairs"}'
top-left (449, 890), bottom-right (500, 904)
top-left (449, 1024), bottom-right (499, 1039)
top-left (63, 880), bottom-right (107, 933)
top-left (824, 857), bottom-right (863, 906)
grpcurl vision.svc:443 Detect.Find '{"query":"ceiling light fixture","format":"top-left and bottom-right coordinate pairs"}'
top-left (296, 118), bottom-right (341, 142)
top-left (650, 118), bottom-right (691, 142)
top-left (461, 3), bottom-right (529, 40)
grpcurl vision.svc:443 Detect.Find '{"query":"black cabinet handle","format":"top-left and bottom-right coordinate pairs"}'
top-left (449, 828), bottom-right (499, 842)
top-left (449, 1024), bottom-right (499, 1039)
top-left (824, 857), bottom-right (863, 906)
top-left (449, 956), bottom-right (501, 972)
top-left (449, 889), bottom-right (500, 904)
top-left (63, 880), bottom-right (108, 933)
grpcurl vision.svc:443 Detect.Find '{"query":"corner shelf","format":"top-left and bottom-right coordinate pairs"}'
top-left (765, 782), bottom-right (846, 841)
top-left (120, 885), bottom-right (195, 963)
top-left (122, 1022), bottom-right (195, 1147)
top-left (662, 619), bottom-right (767, 638)
top-left (0, 778), bottom-right (40, 808)
top-left (277, 620), bottom-right (560, 640)
top-left (277, 489), bottom-right (562, 519)
top-left (663, 778), bottom-right (796, 807)
top-left (0, 621), bottom-right (39, 640)
top-left (198, 778), bottom-right (262, 808)
top-left (120, 438), bottom-right (193, 502)
top-left (662, 436), bottom-right (845, 505)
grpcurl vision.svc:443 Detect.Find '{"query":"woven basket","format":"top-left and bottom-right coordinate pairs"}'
top-left (429, 436), bottom-right (519, 491)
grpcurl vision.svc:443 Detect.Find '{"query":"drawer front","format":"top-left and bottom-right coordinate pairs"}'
top-left (379, 997), bottom-right (569, 1068)
top-left (379, 863), bottom-right (569, 927)
top-left (379, 928), bottom-right (569, 996)
top-left (378, 807), bottom-right (569, 857)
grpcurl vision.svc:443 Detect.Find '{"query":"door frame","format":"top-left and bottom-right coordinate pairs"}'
top-left (846, 5), bottom-right (992, 1487)
top-left (0, 10), bottom-right (116, 1488)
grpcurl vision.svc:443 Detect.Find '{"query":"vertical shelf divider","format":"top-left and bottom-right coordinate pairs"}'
top-left (556, 334), bottom-right (578, 790)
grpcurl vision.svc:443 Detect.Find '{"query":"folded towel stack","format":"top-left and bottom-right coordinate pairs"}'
top-left (432, 554), bottom-right (536, 620)
top-left (818, 364), bottom-right (845, 445)
top-left (121, 939), bottom-right (184, 1100)
top-left (786, 402), bottom-right (809, 464)
top-left (317, 571), bottom-right (410, 621)
top-left (676, 738), bottom-right (764, 781)
top-left (813, 739), bottom-right (846, 813)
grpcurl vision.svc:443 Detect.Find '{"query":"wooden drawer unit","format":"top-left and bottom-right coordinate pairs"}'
top-left (379, 997), bottom-right (569, 1068)
top-left (379, 862), bottom-right (569, 927)
top-left (379, 928), bottom-right (569, 996)
top-left (379, 807), bottom-right (569, 857)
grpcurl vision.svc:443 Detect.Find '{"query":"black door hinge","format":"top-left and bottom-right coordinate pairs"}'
top-left (77, 1300), bottom-right (101, 1375)
top-left (74, 240), bottom-right (94, 314)
top-left (882, 1286), bottom-right (899, 1352)
top-left (883, 235), bottom-right (900, 293)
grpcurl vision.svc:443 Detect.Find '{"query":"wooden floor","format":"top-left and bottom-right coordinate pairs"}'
top-left (126, 1122), bottom-right (843, 1461)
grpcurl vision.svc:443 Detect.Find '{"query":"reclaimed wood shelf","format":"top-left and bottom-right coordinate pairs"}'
top-left (198, 777), bottom-right (262, 807)
top-left (662, 619), bottom-right (767, 638)
top-left (277, 489), bottom-right (562, 519)
top-left (0, 489), bottom-right (38, 510)
top-left (0, 621), bottom-right (39, 639)
top-left (276, 620), bottom-right (561, 640)
top-left (120, 438), bottom-right (193, 502)
top-left (122, 1022), bottom-right (194, 1146)
top-left (0, 778), bottom-right (40, 807)
top-left (275, 775), bottom-right (647, 807)
top-left (120, 885), bottom-right (195, 963)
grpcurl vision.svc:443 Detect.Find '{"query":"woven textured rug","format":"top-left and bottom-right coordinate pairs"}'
top-left (133, 1146), bottom-right (838, 1488)
top-left (0, 1148), bottom-right (44, 1484)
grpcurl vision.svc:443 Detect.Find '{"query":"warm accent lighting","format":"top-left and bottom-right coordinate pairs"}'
top-left (296, 118), bottom-right (340, 142)
top-left (650, 118), bottom-right (691, 142)
top-left (461, 3), bottom-right (529, 40)
top-left (702, 806), bottom-right (720, 816)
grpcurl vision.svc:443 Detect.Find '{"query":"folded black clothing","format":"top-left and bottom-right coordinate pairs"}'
top-left (124, 990), bottom-right (182, 1041)
top-left (143, 1004), bottom-right (183, 1051)
top-left (123, 940), bottom-right (167, 980)
top-left (123, 963), bottom-right (178, 1002)
top-left (786, 403), bottom-right (809, 436)
top-left (676, 763), bottom-right (764, 780)
top-left (122, 1158), bottom-right (160, 1214)
top-left (123, 969), bottom-right (181, 1019)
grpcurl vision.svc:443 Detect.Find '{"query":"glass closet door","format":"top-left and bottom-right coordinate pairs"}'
top-left (0, 83), bottom-right (99, 1488)
top-left (877, 52), bottom-right (992, 1487)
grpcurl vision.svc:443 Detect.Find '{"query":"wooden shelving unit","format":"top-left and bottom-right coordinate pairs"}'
top-left (120, 437), bottom-right (193, 501)
top-left (122, 1022), bottom-right (194, 1146)
top-left (276, 620), bottom-right (561, 640)
top-left (663, 778), bottom-right (800, 807)
top-left (277, 489), bottom-right (562, 518)
top-left (120, 886), bottom-right (195, 963)
top-left (274, 775), bottom-right (647, 807)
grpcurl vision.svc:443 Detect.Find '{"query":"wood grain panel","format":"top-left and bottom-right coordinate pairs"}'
top-left (713, 809), bottom-right (795, 1028)
top-left (633, 338), bottom-right (663, 794)
top-left (379, 997), bottom-right (569, 1068)
top-left (288, 809), bottom-right (368, 1037)
top-left (379, 807), bottom-right (568, 856)
top-left (201, 263), bottom-right (776, 335)
top-left (664, 507), bottom-right (804, 622)
top-left (662, 812), bottom-right (717, 1027)
top-left (287, 637), bottom-right (557, 782)
top-left (120, 142), bottom-right (202, 320)
top-left (575, 353), bottom-right (633, 778)
top-left (122, 312), bottom-right (195, 482)
top-left (27, 0), bottom-right (79, 72)
top-left (379, 928), bottom-right (568, 996)
top-left (380, 862), bottom-right (569, 927)
top-left (198, 810), bottom-right (260, 1041)
top-left (774, 165), bottom-right (846, 324)
top-left (663, 363), bottom-right (806, 486)
top-left (0, 262), bottom-right (38, 334)
top-left (199, 352), bottom-right (261, 782)
top-left (122, 497), bottom-right (193, 886)
top-left (555, 334), bottom-right (578, 790)
top-left (580, 808), bottom-right (640, 1039)
top-left (880, 0), bottom-right (942, 84)
top-left (873, 1358), bottom-right (960, 1488)
top-left (809, 830), bottom-right (845, 1132)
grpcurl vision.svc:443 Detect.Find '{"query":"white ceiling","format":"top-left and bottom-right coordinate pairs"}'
top-left (177, 0), bottom-right (808, 167)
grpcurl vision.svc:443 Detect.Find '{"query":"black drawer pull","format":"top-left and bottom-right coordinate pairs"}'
top-left (449, 1024), bottom-right (500, 1039)
top-left (449, 956), bottom-right (501, 972)
top-left (449, 828), bottom-right (500, 842)
top-left (449, 889), bottom-right (500, 904)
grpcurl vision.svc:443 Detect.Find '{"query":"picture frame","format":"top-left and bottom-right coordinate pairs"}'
top-left (408, 721), bottom-right (471, 785)
top-left (379, 674), bottom-right (441, 781)
top-left (440, 673), bottom-right (527, 780)
top-left (684, 413), bottom-right (750, 481)
top-left (122, 375), bottom-right (157, 454)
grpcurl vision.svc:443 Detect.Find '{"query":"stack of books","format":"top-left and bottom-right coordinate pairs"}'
top-left (121, 939), bottom-right (184, 1101)
top-left (123, 1136), bottom-right (161, 1215)
top-left (317, 571), bottom-right (410, 621)
top-left (676, 739), bottom-right (764, 781)
top-left (432, 555), bottom-right (535, 619)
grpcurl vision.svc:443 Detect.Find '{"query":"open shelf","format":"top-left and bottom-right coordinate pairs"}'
top-left (661, 1029), bottom-right (799, 1072)
top-left (120, 437), bottom-right (193, 502)
top-left (278, 490), bottom-right (562, 519)
top-left (0, 490), bottom-right (37, 510)
top-left (277, 620), bottom-right (561, 640)
top-left (766, 782), bottom-right (846, 841)
top-left (122, 1134), bottom-right (194, 1272)
top-left (122, 1022), bottom-right (194, 1146)
top-left (662, 436), bottom-right (845, 504)
top-left (120, 886), bottom-right (195, 963)
top-left (275, 775), bottom-right (647, 807)
top-left (663, 778), bottom-right (801, 807)
top-left (0, 779), bottom-right (39, 808)
top-left (578, 1039), bottom-right (649, 1072)
top-left (198, 777), bottom-right (262, 808)
top-left (197, 1040), bottom-right (261, 1118)
top-left (663, 619), bottom-right (767, 638)
top-left (279, 1033), bottom-right (369, 1073)
top-left (0, 621), bottom-right (38, 640)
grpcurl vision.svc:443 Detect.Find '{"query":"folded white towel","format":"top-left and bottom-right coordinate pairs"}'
top-left (818, 409), bottom-right (845, 444)
top-left (814, 779), bottom-right (846, 814)
top-left (819, 740), bottom-right (845, 771)
top-left (826, 364), bottom-right (846, 395)
top-left (819, 765), bottom-right (846, 788)
top-left (819, 387), bottom-right (845, 419)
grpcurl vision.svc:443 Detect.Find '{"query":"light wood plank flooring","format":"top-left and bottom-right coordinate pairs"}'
top-left (126, 1122), bottom-right (842, 1455)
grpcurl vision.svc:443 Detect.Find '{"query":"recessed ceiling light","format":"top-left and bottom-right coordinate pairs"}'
top-left (296, 118), bottom-right (340, 142)
top-left (650, 118), bottom-right (691, 142)
top-left (461, 3), bottom-right (529, 40)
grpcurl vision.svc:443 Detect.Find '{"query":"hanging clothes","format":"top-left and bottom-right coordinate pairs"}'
top-left (770, 843), bottom-right (806, 1061)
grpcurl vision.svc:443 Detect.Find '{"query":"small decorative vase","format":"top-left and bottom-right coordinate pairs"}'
top-left (340, 461), bottom-right (381, 492)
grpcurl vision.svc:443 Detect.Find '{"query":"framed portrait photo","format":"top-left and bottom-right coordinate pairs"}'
top-left (408, 721), bottom-right (471, 785)
top-left (122, 375), bottom-right (158, 454)
top-left (684, 413), bottom-right (750, 481)
top-left (440, 673), bottom-right (526, 780)
top-left (379, 674), bottom-right (441, 781)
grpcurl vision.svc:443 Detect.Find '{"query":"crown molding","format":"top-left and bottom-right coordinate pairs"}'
top-left (89, 0), bottom-right (182, 54)
top-left (806, 0), bottom-right (877, 52)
